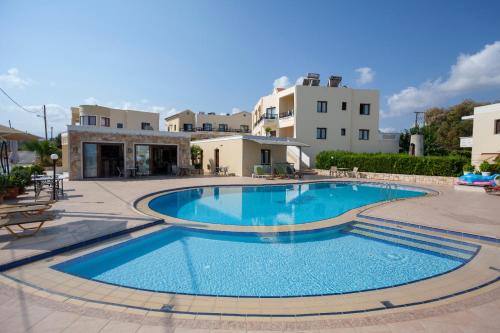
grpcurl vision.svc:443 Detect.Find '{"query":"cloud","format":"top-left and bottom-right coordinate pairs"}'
top-left (380, 127), bottom-right (398, 133)
top-left (295, 76), bottom-right (305, 85)
top-left (355, 67), bottom-right (375, 85)
top-left (231, 107), bottom-right (242, 114)
top-left (0, 68), bottom-right (33, 88)
top-left (273, 76), bottom-right (291, 89)
top-left (84, 96), bottom-right (99, 105)
top-left (386, 41), bottom-right (500, 117)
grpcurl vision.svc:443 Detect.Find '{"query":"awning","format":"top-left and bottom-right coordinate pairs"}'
top-left (242, 135), bottom-right (309, 147)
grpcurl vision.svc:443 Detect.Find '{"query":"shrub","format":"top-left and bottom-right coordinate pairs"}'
top-left (315, 151), bottom-right (467, 177)
top-left (29, 164), bottom-right (45, 175)
top-left (479, 161), bottom-right (492, 173)
top-left (463, 163), bottom-right (474, 172)
top-left (10, 166), bottom-right (32, 189)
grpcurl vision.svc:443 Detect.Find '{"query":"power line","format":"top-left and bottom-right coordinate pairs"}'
top-left (0, 86), bottom-right (40, 114)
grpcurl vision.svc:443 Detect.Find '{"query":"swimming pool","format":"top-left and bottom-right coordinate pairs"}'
top-left (54, 224), bottom-right (474, 297)
top-left (148, 182), bottom-right (426, 226)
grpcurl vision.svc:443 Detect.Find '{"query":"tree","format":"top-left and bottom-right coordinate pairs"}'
top-left (22, 140), bottom-right (61, 166)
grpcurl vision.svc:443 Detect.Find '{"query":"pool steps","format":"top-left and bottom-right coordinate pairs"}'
top-left (346, 223), bottom-right (477, 261)
top-left (350, 222), bottom-right (478, 252)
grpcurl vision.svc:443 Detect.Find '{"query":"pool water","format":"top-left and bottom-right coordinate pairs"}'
top-left (148, 182), bottom-right (426, 226)
top-left (54, 226), bottom-right (464, 297)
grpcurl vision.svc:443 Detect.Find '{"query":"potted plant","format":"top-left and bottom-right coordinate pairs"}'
top-left (479, 161), bottom-right (491, 176)
top-left (265, 127), bottom-right (272, 137)
top-left (0, 174), bottom-right (8, 204)
top-left (5, 177), bottom-right (19, 200)
top-left (463, 163), bottom-right (474, 175)
top-left (10, 166), bottom-right (31, 195)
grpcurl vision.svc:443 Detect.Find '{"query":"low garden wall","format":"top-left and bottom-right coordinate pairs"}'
top-left (313, 169), bottom-right (456, 186)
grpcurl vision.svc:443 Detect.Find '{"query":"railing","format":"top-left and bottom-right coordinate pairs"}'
top-left (184, 127), bottom-right (250, 133)
top-left (254, 115), bottom-right (277, 127)
top-left (279, 110), bottom-right (294, 118)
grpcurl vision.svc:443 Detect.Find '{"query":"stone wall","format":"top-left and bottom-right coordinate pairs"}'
top-left (314, 169), bottom-right (455, 186)
top-left (68, 130), bottom-right (191, 180)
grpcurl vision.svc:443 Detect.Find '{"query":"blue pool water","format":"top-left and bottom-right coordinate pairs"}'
top-left (54, 226), bottom-right (463, 297)
top-left (148, 182), bottom-right (426, 226)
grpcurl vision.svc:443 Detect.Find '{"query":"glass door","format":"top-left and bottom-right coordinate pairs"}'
top-left (135, 145), bottom-right (151, 176)
top-left (83, 143), bottom-right (98, 178)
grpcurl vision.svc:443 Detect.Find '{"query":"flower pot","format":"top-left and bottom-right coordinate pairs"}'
top-left (5, 187), bottom-right (19, 200)
top-left (463, 171), bottom-right (472, 175)
top-left (481, 172), bottom-right (491, 176)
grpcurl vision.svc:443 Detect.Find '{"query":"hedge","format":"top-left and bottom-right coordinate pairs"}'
top-left (315, 151), bottom-right (467, 177)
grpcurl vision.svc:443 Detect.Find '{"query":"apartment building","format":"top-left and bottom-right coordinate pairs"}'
top-left (165, 109), bottom-right (252, 138)
top-left (460, 103), bottom-right (500, 166)
top-left (71, 105), bottom-right (160, 131)
top-left (252, 74), bottom-right (399, 167)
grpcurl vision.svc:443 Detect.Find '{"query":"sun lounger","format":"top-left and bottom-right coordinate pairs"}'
top-left (1, 200), bottom-right (56, 208)
top-left (350, 167), bottom-right (361, 178)
top-left (0, 204), bottom-right (52, 217)
top-left (0, 212), bottom-right (56, 237)
top-left (329, 166), bottom-right (338, 177)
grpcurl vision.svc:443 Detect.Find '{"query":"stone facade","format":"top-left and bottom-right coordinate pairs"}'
top-left (65, 126), bottom-right (190, 180)
top-left (314, 169), bottom-right (456, 186)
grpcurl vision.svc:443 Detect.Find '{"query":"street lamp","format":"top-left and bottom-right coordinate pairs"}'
top-left (50, 153), bottom-right (59, 200)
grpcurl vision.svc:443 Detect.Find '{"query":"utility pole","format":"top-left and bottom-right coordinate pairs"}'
top-left (43, 105), bottom-right (48, 140)
top-left (8, 120), bottom-right (11, 128)
top-left (50, 126), bottom-right (53, 140)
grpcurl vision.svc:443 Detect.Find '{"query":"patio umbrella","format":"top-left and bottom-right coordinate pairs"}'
top-left (0, 124), bottom-right (41, 174)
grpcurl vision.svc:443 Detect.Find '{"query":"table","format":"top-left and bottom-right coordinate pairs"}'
top-left (337, 168), bottom-right (350, 177)
top-left (32, 175), bottom-right (64, 197)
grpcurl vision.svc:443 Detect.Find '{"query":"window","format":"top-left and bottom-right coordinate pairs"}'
top-left (202, 123), bottom-right (212, 131)
top-left (495, 119), bottom-right (500, 134)
top-left (360, 104), bottom-right (371, 115)
top-left (317, 101), bottom-right (328, 113)
top-left (359, 129), bottom-right (370, 140)
top-left (141, 122), bottom-right (152, 130)
top-left (117, 123), bottom-right (123, 129)
top-left (261, 149), bottom-right (271, 164)
top-left (316, 127), bottom-right (327, 139)
top-left (265, 107), bottom-right (277, 118)
top-left (218, 124), bottom-right (228, 132)
top-left (341, 102), bottom-right (347, 111)
top-left (79, 115), bottom-right (96, 126)
top-left (100, 117), bottom-right (110, 127)
top-left (341, 128), bottom-right (346, 136)
top-left (240, 125), bottom-right (249, 132)
top-left (183, 123), bottom-right (193, 132)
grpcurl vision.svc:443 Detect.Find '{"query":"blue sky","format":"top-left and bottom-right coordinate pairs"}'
top-left (1, 0), bottom-right (500, 136)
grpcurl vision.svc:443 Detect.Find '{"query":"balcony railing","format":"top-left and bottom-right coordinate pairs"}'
top-left (181, 127), bottom-right (250, 133)
top-left (279, 110), bottom-right (294, 118)
top-left (254, 115), bottom-right (277, 127)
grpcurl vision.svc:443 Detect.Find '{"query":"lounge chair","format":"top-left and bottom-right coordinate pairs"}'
top-left (350, 167), bottom-right (361, 178)
top-left (0, 213), bottom-right (56, 238)
top-left (1, 200), bottom-right (56, 208)
top-left (329, 166), bottom-right (338, 177)
top-left (0, 204), bottom-right (52, 217)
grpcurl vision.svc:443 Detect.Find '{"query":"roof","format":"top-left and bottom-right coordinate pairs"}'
top-left (65, 125), bottom-right (191, 138)
top-left (191, 135), bottom-right (309, 147)
top-left (0, 125), bottom-right (41, 141)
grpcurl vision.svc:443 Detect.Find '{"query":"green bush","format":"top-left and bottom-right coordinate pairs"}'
top-left (479, 161), bottom-right (492, 172)
top-left (10, 166), bottom-right (32, 189)
top-left (463, 163), bottom-right (474, 172)
top-left (29, 164), bottom-right (45, 175)
top-left (315, 151), bottom-right (467, 177)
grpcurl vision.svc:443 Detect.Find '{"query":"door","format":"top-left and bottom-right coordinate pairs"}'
top-left (83, 143), bottom-right (98, 178)
top-left (214, 149), bottom-right (220, 170)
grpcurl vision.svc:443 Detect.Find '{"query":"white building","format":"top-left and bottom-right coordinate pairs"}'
top-left (460, 103), bottom-right (500, 166)
top-left (251, 74), bottom-right (399, 167)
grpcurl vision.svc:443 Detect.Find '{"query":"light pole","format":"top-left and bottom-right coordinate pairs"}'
top-left (50, 153), bottom-right (59, 201)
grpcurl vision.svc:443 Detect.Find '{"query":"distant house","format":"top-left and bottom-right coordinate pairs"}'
top-left (71, 105), bottom-right (159, 131)
top-left (460, 103), bottom-right (500, 166)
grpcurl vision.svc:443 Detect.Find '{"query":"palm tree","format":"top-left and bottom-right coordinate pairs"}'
top-left (22, 140), bottom-right (60, 166)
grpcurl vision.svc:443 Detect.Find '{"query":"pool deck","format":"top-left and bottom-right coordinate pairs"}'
top-left (0, 175), bottom-right (499, 332)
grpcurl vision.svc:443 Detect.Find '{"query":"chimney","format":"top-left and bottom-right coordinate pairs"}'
top-left (327, 76), bottom-right (342, 87)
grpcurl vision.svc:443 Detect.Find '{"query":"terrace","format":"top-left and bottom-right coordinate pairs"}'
top-left (0, 175), bottom-right (499, 332)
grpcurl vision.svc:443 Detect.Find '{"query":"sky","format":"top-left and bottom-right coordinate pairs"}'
top-left (1, 0), bottom-right (500, 137)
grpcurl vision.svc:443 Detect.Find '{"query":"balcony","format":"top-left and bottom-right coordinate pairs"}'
top-left (460, 137), bottom-right (473, 148)
top-left (279, 110), bottom-right (294, 118)
top-left (187, 127), bottom-right (250, 133)
top-left (254, 114), bottom-right (278, 128)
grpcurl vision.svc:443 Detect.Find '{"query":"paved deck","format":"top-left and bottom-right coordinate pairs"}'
top-left (0, 176), bottom-right (499, 332)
